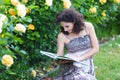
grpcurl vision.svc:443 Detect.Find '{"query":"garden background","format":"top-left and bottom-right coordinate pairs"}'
top-left (0, 0), bottom-right (120, 80)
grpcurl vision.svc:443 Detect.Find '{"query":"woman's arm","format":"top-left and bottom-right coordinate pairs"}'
top-left (79, 22), bottom-right (99, 61)
top-left (67, 22), bottom-right (99, 61)
top-left (57, 33), bottom-right (65, 56)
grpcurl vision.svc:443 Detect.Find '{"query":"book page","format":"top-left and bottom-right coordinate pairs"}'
top-left (40, 51), bottom-right (58, 59)
top-left (40, 51), bottom-right (72, 60)
top-left (40, 51), bottom-right (79, 61)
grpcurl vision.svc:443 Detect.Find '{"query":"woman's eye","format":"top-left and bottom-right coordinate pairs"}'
top-left (65, 26), bottom-right (69, 28)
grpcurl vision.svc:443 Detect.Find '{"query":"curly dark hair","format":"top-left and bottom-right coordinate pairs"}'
top-left (55, 8), bottom-right (85, 35)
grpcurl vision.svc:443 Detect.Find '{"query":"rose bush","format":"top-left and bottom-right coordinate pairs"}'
top-left (0, 0), bottom-right (120, 79)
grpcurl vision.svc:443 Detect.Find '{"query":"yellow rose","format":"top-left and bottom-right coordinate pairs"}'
top-left (11, 0), bottom-right (20, 6)
top-left (114, 0), bottom-right (120, 3)
top-left (15, 23), bottom-right (26, 33)
top-left (28, 24), bottom-right (35, 30)
top-left (101, 11), bottom-right (106, 17)
top-left (47, 67), bottom-right (53, 72)
top-left (89, 7), bottom-right (97, 14)
top-left (1, 55), bottom-right (14, 67)
top-left (63, 0), bottom-right (71, 9)
top-left (45, 0), bottom-right (53, 6)
top-left (17, 4), bottom-right (26, 18)
top-left (99, 0), bottom-right (107, 4)
top-left (1, 34), bottom-right (4, 38)
top-left (8, 8), bottom-right (16, 16)
top-left (31, 70), bottom-right (36, 77)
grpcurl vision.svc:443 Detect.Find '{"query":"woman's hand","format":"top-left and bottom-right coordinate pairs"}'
top-left (57, 54), bottom-right (63, 56)
top-left (65, 54), bottom-right (81, 62)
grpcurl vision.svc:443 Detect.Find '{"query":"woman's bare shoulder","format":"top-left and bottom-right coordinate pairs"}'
top-left (85, 22), bottom-right (94, 30)
top-left (84, 22), bottom-right (94, 29)
top-left (58, 32), bottom-right (64, 37)
top-left (57, 32), bottom-right (66, 39)
top-left (84, 22), bottom-right (95, 34)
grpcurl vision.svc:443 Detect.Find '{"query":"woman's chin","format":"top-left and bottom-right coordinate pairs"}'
top-left (68, 31), bottom-right (72, 33)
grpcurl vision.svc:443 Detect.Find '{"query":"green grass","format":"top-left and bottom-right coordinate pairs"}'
top-left (37, 37), bottom-right (120, 80)
top-left (94, 37), bottom-right (120, 80)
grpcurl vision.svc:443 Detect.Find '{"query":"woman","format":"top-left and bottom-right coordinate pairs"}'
top-left (53, 8), bottom-right (99, 80)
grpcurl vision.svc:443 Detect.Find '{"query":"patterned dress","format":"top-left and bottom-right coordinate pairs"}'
top-left (53, 32), bottom-right (97, 80)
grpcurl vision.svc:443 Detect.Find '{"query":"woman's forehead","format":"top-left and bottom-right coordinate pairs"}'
top-left (60, 21), bottom-right (73, 25)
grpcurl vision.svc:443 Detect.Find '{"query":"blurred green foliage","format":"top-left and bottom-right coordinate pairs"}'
top-left (0, 0), bottom-right (120, 79)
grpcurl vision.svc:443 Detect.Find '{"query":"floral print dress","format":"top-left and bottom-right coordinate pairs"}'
top-left (53, 33), bottom-right (97, 80)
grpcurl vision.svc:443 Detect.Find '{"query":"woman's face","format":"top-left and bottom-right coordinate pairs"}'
top-left (60, 21), bottom-right (74, 33)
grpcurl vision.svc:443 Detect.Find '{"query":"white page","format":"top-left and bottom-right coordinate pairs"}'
top-left (40, 51), bottom-right (79, 61)
top-left (40, 51), bottom-right (58, 59)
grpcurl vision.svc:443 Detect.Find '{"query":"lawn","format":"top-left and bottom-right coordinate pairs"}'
top-left (94, 36), bottom-right (120, 80)
top-left (36, 36), bottom-right (120, 80)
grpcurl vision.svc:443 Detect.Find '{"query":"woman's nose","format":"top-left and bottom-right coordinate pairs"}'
top-left (64, 28), bottom-right (68, 31)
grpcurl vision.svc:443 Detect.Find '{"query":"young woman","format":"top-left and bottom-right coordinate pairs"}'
top-left (53, 8), bottom-right (99, 80)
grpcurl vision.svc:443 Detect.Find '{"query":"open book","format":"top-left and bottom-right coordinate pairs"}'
top-left (40, 51), bottom-right (80, 62)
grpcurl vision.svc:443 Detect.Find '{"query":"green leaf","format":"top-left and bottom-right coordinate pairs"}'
top-left (34, 32), bottom-right (40, 38)
top-left (20, 50), bottom-right (27, 55)
top-left (0, 39), bottom-right (7, 45)
top-left (28, 5), bottom-right (39, 9)
top-left (7, 69), bottom-right (16, 75)
top-left (25, 17), bottom-right (32, 23)
top-left (14, 46), bottom-right (20, 52)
